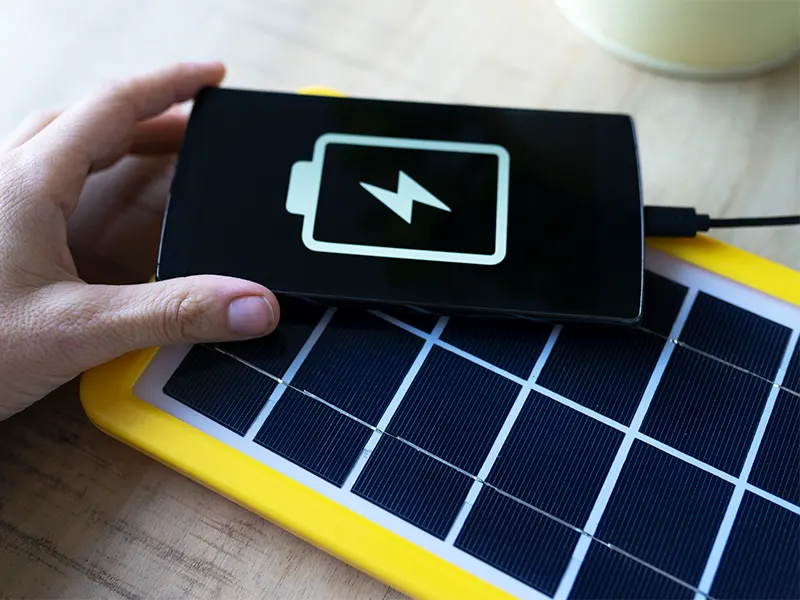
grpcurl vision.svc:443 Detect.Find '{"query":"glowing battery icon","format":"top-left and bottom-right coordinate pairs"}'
top-left (285, 133), bottom-right (510, 265)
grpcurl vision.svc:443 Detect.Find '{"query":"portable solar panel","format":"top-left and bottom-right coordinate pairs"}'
top-left (81, 233), bottom-right (800, 600)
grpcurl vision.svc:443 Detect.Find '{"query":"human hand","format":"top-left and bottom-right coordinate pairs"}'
top-left (0, 62), bottom-right (280, 421)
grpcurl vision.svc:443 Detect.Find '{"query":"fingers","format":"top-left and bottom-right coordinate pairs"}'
top-left (0, 109), bottom-right (59, 151)
top-left (49, 276), bottom-right (280, 369)
top-left (30, 61), bottom-right (225, 172)
top-left (67, 155), bottom-right (176, 285)
top-left (3, 106), bottom-right (190, 157)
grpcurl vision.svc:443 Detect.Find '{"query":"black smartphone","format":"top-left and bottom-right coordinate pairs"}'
top-left (157, 87), bottom-right (644, 325)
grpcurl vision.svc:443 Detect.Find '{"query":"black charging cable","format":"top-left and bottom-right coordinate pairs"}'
top-left (644, 206), bottom-right (800, 237)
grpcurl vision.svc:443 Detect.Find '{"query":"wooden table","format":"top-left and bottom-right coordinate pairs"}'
top-left (1, 1), bottom-right (797, 598)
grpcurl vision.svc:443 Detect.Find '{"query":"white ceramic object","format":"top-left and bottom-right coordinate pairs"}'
top-left (556, 0), bottom-right (800, 78)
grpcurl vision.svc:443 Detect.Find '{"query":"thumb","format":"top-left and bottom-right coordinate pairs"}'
top-left (55, 275), bottom-right (280, 367)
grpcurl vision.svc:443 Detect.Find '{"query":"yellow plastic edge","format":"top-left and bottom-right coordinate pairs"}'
top-left (79, 85), bottom-right (800, 600)
top-left (647, 235), bottom-right (800, 308)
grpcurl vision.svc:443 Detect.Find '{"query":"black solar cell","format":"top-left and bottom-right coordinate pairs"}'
top-left (384, 345), bottom-right (520, 474)
top-left (351, 435), bottom-right (472, 539)
top-left (641, 346), bottom-right (774, 475)
top-left (594, 441), bottom-right (732, 585)
top-left (679, 292), bottom-right (792, 381)
top-left (569, 543), bottom-right (694, 600)
top-left (254, 387), bottom-right (372, 486)
top-left (290, 310), bottom-right (425, 425)
top-left (485, 391), bottom-right (623, 526)
top-left (710, 492), bottom-right (800, 600)
top-left (748, 390), bottom-right (800, 505)
top-left (163, 345), bottom-right (277, 435)
top-left (537, 325), bottom-right (666, 425)
top-left (438, 317), bottom-right (553, 379)
top-left (455, 487), bottom-right (579, 596)
top-left (641, 270), bottom-right (689, 338)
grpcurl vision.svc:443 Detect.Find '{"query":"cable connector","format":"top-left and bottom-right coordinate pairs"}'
top-left (644, 206), bottom-right (800, 238)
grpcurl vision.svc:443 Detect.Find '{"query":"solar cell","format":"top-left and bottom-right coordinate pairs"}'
top-left (383, 346), bottom-right (520, 475)
top-left (536, 325), bottom-right (666, 425)
top-left (455, 487), bottom-right (580, 596)
top-left (592, 441), bottom-right (733, 585)
top-left (710, 492), bottom-right (800, 600)
top-left (163, 345), bottom-right (277, 434)
top-left (569, 543), bottom-right (694, 600)
top-left (679, 292), bottom-right (792, 381)
top-left (641, 346), bottom-right (775, 475)
top-left (254, 387), bottom-right (373, 486)
top-left (351, 435), bottom-right (473, 539)
top-left (289, 310), bottom-right (425, 425)
top-left (484, 391), bottom-right (623, 526)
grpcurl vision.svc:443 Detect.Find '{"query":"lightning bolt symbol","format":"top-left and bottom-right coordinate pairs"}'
top-left (359, 171), bottom-right (451, 224)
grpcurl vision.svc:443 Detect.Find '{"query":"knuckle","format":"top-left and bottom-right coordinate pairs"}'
top-left (103, 78), bottom-right (146, 116)
top-left (105, 78), bottom-right (135, 101)
top-left (27, 108), bottom-right (59, 125)
top-left (158, 287), bottom-right (213, 343)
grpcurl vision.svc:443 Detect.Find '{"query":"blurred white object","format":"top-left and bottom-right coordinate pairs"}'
top-left (556, 0), bottom-right (800, 77)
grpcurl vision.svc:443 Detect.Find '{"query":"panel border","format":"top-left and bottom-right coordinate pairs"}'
top-left (80, 87), bottom-right (800, 600)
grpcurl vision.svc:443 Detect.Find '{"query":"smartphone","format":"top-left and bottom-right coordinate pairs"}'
top-left (157, 87), bottom-right (644, 325)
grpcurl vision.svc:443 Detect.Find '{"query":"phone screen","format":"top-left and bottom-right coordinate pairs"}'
top-left (158, 88), bottom-right (643, 324)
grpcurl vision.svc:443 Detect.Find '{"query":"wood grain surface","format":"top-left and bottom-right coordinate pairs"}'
top-left (0, 0), bottom-right (797, 598)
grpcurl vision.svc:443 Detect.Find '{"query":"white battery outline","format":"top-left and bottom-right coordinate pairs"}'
top-left (285, 133), bottom-right (510, 265)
